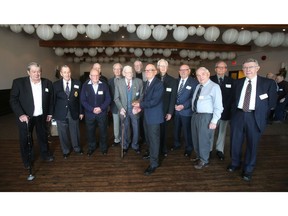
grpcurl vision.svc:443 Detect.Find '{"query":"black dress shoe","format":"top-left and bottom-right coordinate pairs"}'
top-left (184, 151), bottom-right (191, 157)
top-left (75, 150), bottom-right (83, 155)
top-left (227, 164), bottom-right (240, 172)
top-left (142, 153), bottom-right (150, 160)
top-left (87, 150), bottom-right (94, 156)
top-left (242, 173), bottom-right (252, 181)
top-left (170, 146), bottom-right (180, 151)
top-left (43, 155), bottom-right (54, 162)
top-left (144, 165), bottom-right (157, 175)
top-left (112, 141), bottom-right (120, 147)
top-left (216, 151), bottom-right (225, 161)
top-left (134, 148), bottom-right (141, 154)
top-left (123, 149), bottom-right (128, 155)
top-left (191, 158), bottom-right (200, 164)
top-left (102, 150), bottom-right (107, 155)
top-left (63, 153), bottom-right (69, 159)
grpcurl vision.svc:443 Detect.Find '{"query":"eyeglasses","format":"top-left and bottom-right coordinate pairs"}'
top-left (242, 66), bottom-right (258, 70)
top-left (179, 68), bottom-right (189, 72)
top-left (144, 69), bottom-right (156, 72)
top-left (216, 66), bottom-right (227, 69)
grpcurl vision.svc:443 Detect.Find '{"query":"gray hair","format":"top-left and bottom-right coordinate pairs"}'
top-left (27, 62), bottom-right (41, 72)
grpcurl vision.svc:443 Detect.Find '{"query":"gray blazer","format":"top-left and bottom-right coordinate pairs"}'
top-left (114, 77), bottom-right (143, 117)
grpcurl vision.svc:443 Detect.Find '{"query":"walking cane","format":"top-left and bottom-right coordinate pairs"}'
top-left (26, 121), bottom-right (35, 181)
top-left (120, 113), bottom-right (126, 158)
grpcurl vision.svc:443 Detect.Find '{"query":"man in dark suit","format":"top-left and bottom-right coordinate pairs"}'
top-left (210, 61), bottom-right (234, 161)
top-left (132, 64), bottom-right (164, 175)
top-left (156, 59), bottom-right (177, 157)
top-left (53, 65), bottom-right (84, 159)
top-left (172, 64), bottom-right (198, 157)
top-left (10, 62), bottom-right (54, 169)
top-left (80, 68), bottom-right (111, 156)
top-left (227, 58), bottom-right (277, 181)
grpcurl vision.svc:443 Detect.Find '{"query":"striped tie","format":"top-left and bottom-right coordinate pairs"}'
top-left (193, 85), bottom-right (203, 112)
top-left (243, 80), bottom-right (252, 112)
top-left (176, 79), bottom-right (184, 104)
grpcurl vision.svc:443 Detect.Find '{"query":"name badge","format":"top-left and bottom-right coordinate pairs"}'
top-left (45, 88), bottom-right (49, 92)
top-left (259, 93), bottom-right (268, 100)
top-left (279, 88), bottom-right (283, 91)
top-left (225, 84), bottom-right (231, 88)
top-left (166, 87), bottom-right (172, 92)
top-left (74, 85), bottom-right (79, 89)
top-left (199, 96), bottom-right (204, 99)
top-left (98, 91), bottom-right (103, 95)
top-left (136, 92), bottom-right (139, 96)
top-left (186, 86), bottom-right (191, 90)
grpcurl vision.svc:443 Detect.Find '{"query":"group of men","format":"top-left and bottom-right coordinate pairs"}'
top-left (10, 58), bottom-right (278, 181)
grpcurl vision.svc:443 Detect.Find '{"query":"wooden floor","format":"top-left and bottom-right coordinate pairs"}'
top-left (0, 114), bottom-right (288, 192)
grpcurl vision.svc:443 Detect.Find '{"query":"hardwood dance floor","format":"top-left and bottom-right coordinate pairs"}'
top-left (0, 114), bottom-right (287, 192)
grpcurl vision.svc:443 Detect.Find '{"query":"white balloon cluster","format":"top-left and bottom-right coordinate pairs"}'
top-left (179, 49), bottom-right (236, 60)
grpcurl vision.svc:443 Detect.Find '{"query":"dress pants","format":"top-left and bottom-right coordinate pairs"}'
top-left (144, 121), bottom-right (160, 168)
top-left (123, 109), bottom-right (139, 150)
top-left (112, 112), bottom-right (121, 143)
top-left (210, 119), bottom-right (229, 152)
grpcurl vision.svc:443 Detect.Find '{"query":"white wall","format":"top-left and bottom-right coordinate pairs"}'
top-left (0, 28), bottom-right (80, 90)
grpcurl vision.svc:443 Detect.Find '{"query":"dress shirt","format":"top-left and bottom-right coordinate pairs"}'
top-left (88, 80), bottom-right (101, 94)
top-left (178, 77), bottom-right (188, 91)
top-left (30, 79), bottom-right (43, 116)
top-left (238, 76), bottom-right (257, 110)
top-left (63, 79), bottom-right (71, 92)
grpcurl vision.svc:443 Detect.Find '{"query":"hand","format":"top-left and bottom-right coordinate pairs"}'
top-left (209, 122), bottom-right (217, 130)
top-left (120, 108), bottom-right (126, 117)
top-left (280, 98), bottom-right (285, 103)
top-left (79, 114), bottom-right (84, 120)
top-left (132, 101), bottom-right (140, 108)
top-left (93, 107), bottom-right (102, 114)
top-left (132, 107), bottom-right (141, 115)
top-left (175, 105), bottom-right (184, 111)
top-left (19, 115), bottom-right (29, 123)
top-left (165, 114), bottom-right (172, 121)
top-left (46, 115), bottom-right (52, 122)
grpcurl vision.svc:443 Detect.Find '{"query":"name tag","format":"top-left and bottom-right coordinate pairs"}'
top-left (136, 92), bottom-right (139, 96)
top-left (45, 88), bottom-right (49, 92)
top-left (166, 87), bottom-right (172, 92)
top-left (259, 93), bottom-right (268, 100)
top-left (225, 84), bottom-right (231, 88)
top-left (199, 96), bottom-right (204, 99)
top-left (98, 91), bottom-right (103, 95)
top-left (186, 86), bottom-right (191, 90)
top-left (74, 85), bottom-right (79, 89)
top-left (279, 88), bottom-right (283, 91)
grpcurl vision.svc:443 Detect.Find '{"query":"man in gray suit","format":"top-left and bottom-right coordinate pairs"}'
top-left (114, 65), bottom-right (144, 154)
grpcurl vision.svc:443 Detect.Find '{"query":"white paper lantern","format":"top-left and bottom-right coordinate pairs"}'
top-left (61, 24), bottom-right (78, 40)
top-left (55, 48), bottom-right (64, 56)
top-left (85, 57), bottom-right (92, 63)
top-left (219, 52), bottom-right (228, 60)
top-left (251, 31), bottom-right (259, 40)
top-left (188, 50), bottom-right (196, 59)
top-left (144, 48), bottom-right (153, 57)
top-left (153, 49), bottom-right (158, 54)
top-left (104, 57), bottom-right (110, 63)
top-left (110, 24), bottom-right (119, 32)
top-left (173, 26), bottom-right (188, 42)
top-left (114, 47), bottom-right (119, 52)
top-left (196, 26), bottom-right (205, 36)
top-left (136, 24), bottom-right (152, 40)
top-left (101, 24), bottom-right (110, 33)
top-left (236, 30), bottom-right (252, 45)
top-left (83, 48), bottom-right (88, 53)
top-left (98, 57), bottom-right (104, 63)
top-left (227, 52), bottom-right (236, 60)
top-left (127, 24), bottom-right (136, 33)
top-left (200, 51), bottom-right (208, 59)
top-left (179, 49), bottom-right (188, 58)
top-left (163, 49), bottom-right (171, 57)
top-left (269, 32), bottom-right (285, 47)
top-left (105, 47), bottom-right (114, 56)
top-left (129, 48), bottom-right (135, 53)
top-left (119, 57), bottom-right (126, 63)
top-left (86, 24), bottom-right (101, 39)
top-left (36, 25), bottom-right (54, 40)
top-left (188, 26), bottom-right (196, 36)
top-left (10, 25), bottom-right (22, 33)
top-left (64, 48), bottom-right (69, 53)
top-left (69, 48), bottom-right (74, 53)
top-left (222, 28), bottom-right (238, 44)
top-left (77, 24), bottom-right (86, 34)
top-left (134, 48), bottom-right (143, 57)
top-left (158, 49), bottom-right (163, 54)
top-left (52, 24), bottom-right (62, 34)
top-left (152, 25), bottom-right (168, 41)
top-left (75, 48), bottom-right (84, 57)
top-left (113, 57), bottom-right (119, 62)
top-left (204, 26), bottom-right (220, 42)
top-left (254, 32), bottom-right (272, 47)
top-left (74, 57), bottom-right (80, 63)
top-left (281, 34), bottom-right (288, 47)
top-left (23, 25), bottom-right (35, 34)
top-left (97, 47), bottom-right (104, 53)
top-left (208, 52), bottom-right (216, 60)
top-left (88, 48), bottom-right (97, 56)
top-left (121, 47), bottom-right (127, 52)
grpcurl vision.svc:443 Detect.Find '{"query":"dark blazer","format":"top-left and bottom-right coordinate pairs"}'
top-left (10, 77), bottom-right (53, 118)
top-left (175, 76), bottom-right (198, 116)
top-left (231, 75), bottom-right (277, 132)
top-left (80, 80), bottom-right (111, 120)
top-left (140, 78), bottom-right (164, 125)
top-left (156, 73), bottom-right (177, 115)
top-left (210, 75), bottom-right (234, 120)
top-left (53, 79), bottom-right (83, 121)
top-left (108, 77), bottom-right (121, 114)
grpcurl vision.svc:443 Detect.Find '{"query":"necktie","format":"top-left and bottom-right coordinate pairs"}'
top-left (193, 85), bottom-right (203, 112)
top-left (127, 80), bottom-right (130, 91)
top-left (161, 76), bottom-right (164, 82)
top-left (219, 77), bottom-right (224, 86)
top-left (176, 79), bottom-right (184, 104)
top-left (243, 80), bottom-right (252, 112)
top-left (145, 81), bottom-right (150, 94)
top-left (65, 81), bottom-right (70, 97)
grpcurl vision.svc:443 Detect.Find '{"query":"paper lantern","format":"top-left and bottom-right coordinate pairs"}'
top-left (36, 25), bottom-right (54, 40)
top-left (251, 31), bottom-right (259, 40)
top-left (188, 50), bottom-right (196, 59)
top-left (188, 26), bottom-right (196, 36)
top-left (110, 24), bottom-right (119, 32)
top-left (204, 26), bottom-right (220, 42)
top-left (101, 24), bottom-right (110, 33)
top-left (152, 25), bottom-right (168, 41)
top-left (83, 48), bottom-right (88, 53)
top-left (144, 48), bottom-right (153, 57)
top-left (64, 48), bottom-right (69, 53)
top-left (236, 30), bottom-right (252, 45)
top-left (77, 24), bottom-right (86, 34)
top-left (61, 24), bottom-right (78, 40)
top-left (55, 48), bottom-right (64, 56)
top-left (97, 47), bottom-right (104, 53)
top-left (134, 48), bottom-right (143, 57)
top-left (105, 47), bottom-right (114, 56)
top-left (88, 48), bottom-right (97, 56)
top-left (86, 24), bottom-right (101, 39)
top-left (227, 52), bottom-right (236, 60)
top-left (69, 48), bottom-right (74, 53)
top-left (179, 49), bottom-right (188, 58)
top-left (207, 52), bottom-right (216, 60)
top-left (10, 25), bottom-right (22, 33)
top-left (98, 57), bottom-right (104, 63)
top-left (163, 49), bottom-right (171, 57)
top-left (281, 34), bottom-right (288, 47)
top-left (114, 47), bottom-right (119, 52)
top-left (113, 57), bottom-right (119, 62)
top-left (121, 47), bottom-right (127, 52)
top-left (52, 24), bottom-right (61, 34)
top-left (196, 26), bottom-right (205, 36)
top-left (158, 49), bottom-right (163, 54)
top-left (85, 57), bottom-right (92, 63)
top-left (74, 57), bottom-right (80, 63)
top-left (75, 48), bottom-right (84, 57)
top-left (269, 32), bottom-right (285, 47)
top-left (126, 24), bottom-right (136, 33)
top-left (104, 57), bottom-right (110, 63)
top-left (136, 24), bottom-right (151, 40)
top-left (200, 51), bottom-right (208, 59)
top-left (129, 48), bottom-right (135, 53)
top-left (119, 57), bottom-right (126, 63)
top-left (173, 26), bottom-right (188, 42)
top-left (23, 25), bottom-right (35, 34)
top-left (254, 32), bottom-right (272, 47)
top-left (219, 52), bottom-right (228, 60)
top-left (222, 28), bottom-right (238, 44)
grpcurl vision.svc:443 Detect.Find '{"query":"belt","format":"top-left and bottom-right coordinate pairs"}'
top-left (194, 112), bottom-right (212, 115)
top-left (237, 108), bottom-right (254, 113)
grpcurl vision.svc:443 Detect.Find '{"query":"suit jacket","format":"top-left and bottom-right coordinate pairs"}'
top-left (175, 76), bottom-right (198, 116)
top-left (156, 73), bottom-right (177, 115)
top-left (80, 79), bottom-right (111, 120)
top-left (10, 77), bottom-right (53, 118)
top-left (210, 75), bottom-right (234, 120)
top-left (231, 75), bottom-right (278, 132)
top-left (53, 78), bottom-right (83, 121)
top-left (114, 77), bottom-right (143, 117)
top-left (140, 78), bottom-right (164, 124)
top-left (108, 77), bottom-right (122, 114)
